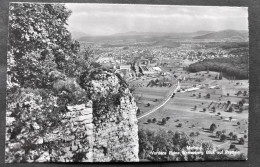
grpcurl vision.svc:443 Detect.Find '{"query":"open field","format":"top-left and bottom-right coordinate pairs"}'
top-left (138, 89), bottom-right (248, 154)
top-left (132, 81), bottom-right (175, 115)
top-left (136, 67), bottom-right (248, 155)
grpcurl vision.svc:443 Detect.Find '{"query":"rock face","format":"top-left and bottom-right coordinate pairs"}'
top-left (5, 70), bottom-right (139, 162)
top-left (92, 88), bottom-right (139, 162)
top-left (80, 70), bottom-right (139, 162)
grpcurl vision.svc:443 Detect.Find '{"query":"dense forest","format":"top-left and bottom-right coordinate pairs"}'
top-left (188, 55), bottom-right (249, 79)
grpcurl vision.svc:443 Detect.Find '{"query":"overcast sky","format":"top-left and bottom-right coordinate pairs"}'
top-left (65, 3), bottom-right (248, 36)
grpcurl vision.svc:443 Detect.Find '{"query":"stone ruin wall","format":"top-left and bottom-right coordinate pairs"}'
top-left (6, 97), bottom-right (139, 162)
top-left (92, 89), bottom-right (139, 162)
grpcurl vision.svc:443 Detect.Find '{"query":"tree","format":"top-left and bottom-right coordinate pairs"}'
top-left (229, 144), bottom-right (237, 150)
top-left (239, 137), bottom-right (245, 145)
top-left (216, 131), bottom-right (222, 138)
top-left (212, 106), bottom-right (216, 112)
top-left (177, 123), bottom-right (182, 127)
top-left (147, 119), bottom-right (152, 124)
top-left (228, 132), bottom-right (233, 138)
top-left (147, 103), bottom-right (150, 107)
top-left (228, 107), bottom-right (234, 113)
top-left (152, 118), bottom-right (156, 123)
top-left (206, 93), bottom-right (211, 99)
top-left (238, 101), bottom-right (244, 107)
top-left (210, 123), bottom-right (217, 132)
top-left (137, 108), bottom-right (141, 116)
top-left (162, 118), bottom-right (167, 125)
top-left (232, 134), bottom-right (238, 141)
top-left (8, 3), bottom-right (79, 89)
top-left (220, 134), bottom-right (227, 142)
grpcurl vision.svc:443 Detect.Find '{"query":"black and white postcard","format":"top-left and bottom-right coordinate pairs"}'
top-left (5, 2), bottom-right (248, 162)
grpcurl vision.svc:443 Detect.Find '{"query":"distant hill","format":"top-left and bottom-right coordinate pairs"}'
top-left (77, 30), bottom-right (248, 42)
top-left (70, 31), bottom-right (88, 40)
top-left (193, 30), bottom-right (248, 41)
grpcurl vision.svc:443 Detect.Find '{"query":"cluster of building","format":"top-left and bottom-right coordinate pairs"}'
top-left (88, 42), bottom-right (244, 81)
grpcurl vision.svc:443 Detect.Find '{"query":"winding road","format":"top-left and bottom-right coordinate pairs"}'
top-left (137, 80), bottom-right (180, 120)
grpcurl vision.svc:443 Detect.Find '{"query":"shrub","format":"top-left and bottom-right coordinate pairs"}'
top-left (195, 132), bottom-right (200, 136)
top-left (190, 132), bottom-right (195, 137)
top-left (166, 117), bottom-right (170, 121)
top-left (147, 103), bottom-right (150, 107)
top-left (237, 122), bottom-right (240, 126)
top-left (177, 123), bottom-right (182, 127)
top-left (244, 135), bottom-right (247, 139)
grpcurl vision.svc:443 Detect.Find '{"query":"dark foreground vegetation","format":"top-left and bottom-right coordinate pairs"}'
top-left (138, 129), bottom-right (246, 161)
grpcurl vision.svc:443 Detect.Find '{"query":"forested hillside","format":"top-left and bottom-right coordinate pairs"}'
top-left (188, 55), bottom-right (248, 79)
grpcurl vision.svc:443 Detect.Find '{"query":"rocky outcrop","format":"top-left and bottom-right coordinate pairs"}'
top-left (5, 70), bottom-right (139, 163)
top-left (92, 88), bottom-right (139, 162)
